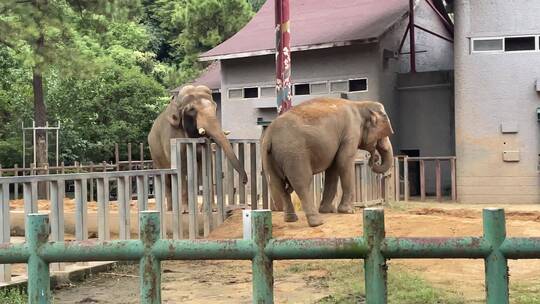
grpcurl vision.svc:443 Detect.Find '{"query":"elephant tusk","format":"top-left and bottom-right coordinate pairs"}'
top-left (223, 130), bottom-right (231, 136)
top-left (198, 128), bottom-right (206, 135)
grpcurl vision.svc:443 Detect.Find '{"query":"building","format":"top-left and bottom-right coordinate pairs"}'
top-left (197, 0), bottom-right (455, 197)
top-left (453, 0), bottom-right (540, 203)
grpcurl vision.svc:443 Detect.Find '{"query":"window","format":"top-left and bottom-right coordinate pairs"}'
top-left (310, 82), bottom-right (328, 94)
top-left (505, 36), bottom-right (535, 52)
top-left (294, 83), bottom-right (310, 95)
top-left (243, 87), bottom-right (259, 98)
top-left (330, 80), bottom-right (348, 92)
top-left (260, 86), bottom-right (275, 98)
top-left (472, 38), bottom-right (503, 52)
top-left (472, 35), bottom-right (540, 53)
top-left (228, 88), bottom-right (243, 99)
top-left (349, 78), bottom-right (368, 92)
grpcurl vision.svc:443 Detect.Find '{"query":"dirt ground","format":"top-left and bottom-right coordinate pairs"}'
top-left (51, 202), bottom-right (540, 303)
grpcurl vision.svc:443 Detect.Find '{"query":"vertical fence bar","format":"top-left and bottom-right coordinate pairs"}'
top-left (140, 143), bottom-right (145, 169)
top-left (170, 140), bottom-right (181, 239)
top-left (115, 143), bottom-right (120, 171)
top-left (261, 171), bottom-right (269, 210)
top-left (226, 150), bottom-right (235, 206)
top-left (250, 143), bottom-right (258, 210)
top-left (419, 160), bottom-right (426, 201)
top-left (354, 163), bottom-right (361, 202)
top-left (49, 180), bottom-right (65, 271)
top-left (393, 157), bottom-right (400, 202)
top-left (364, 208), bottom-right (387, 304)
top-left (215, 147), bottom-right (225, 223)
top-left (483, 208), bottom-right (508, 304)
top-left (118, 176), bottom-right (130, 240)
top-left (14, 164), bottom-right (19, 199)
top-left (137, 176), bottom-right (149, 212)
top-left (187, 143), bottom-right (197, 239)
top-left (75, 179), bottom-right (88, 241)
top-left (403, 156), bottom-right (409, 202)
top-left (154, 174), bottom-right (166, 239)
top-left (251, 210), bottom-right (273, 303)
top-left (97, 177), bottom-right (110, 241)
top-left (139, 211), bottom-right (161, 304)
top-left (238, 143), bottom-right (246, 205)
top-left (436, 159), bottom-right (442, 202)
top-left (128, 143), bottom-right (133, 200)
top-left (27, 213), bottom-right (51, 303)
top-left (361, 163), bottom-right (368, 203)
top-left (0, 183), bottom-right (11, 282)
top-left (89, 162), bottom-right (94, 202)
top-left (451, 158), bottom-right (457, 201)
top-left (202, 143), bottom-right (211, 237)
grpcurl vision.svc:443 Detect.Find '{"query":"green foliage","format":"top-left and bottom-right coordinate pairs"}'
top-left (249, 0), bottom-right (266, 11)
top-left (0, 288), bottom-right (27, 303)
top-left (0, 0), bottom-right (255, 166)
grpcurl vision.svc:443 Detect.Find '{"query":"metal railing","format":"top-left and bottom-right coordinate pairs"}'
top-left (394, 156), bottom-right (456, 202)
top-left (0, 208), bottom-right (537, 303)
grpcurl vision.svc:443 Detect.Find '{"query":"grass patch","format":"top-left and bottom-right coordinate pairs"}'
top-left (0, 288), bottom-right (27, 304)
top-left (282, 260), bottom-right (465, 304)
top-left (511, 281), bottom-right (540, 304)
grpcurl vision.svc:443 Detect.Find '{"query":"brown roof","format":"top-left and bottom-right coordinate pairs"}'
top-left (200, 0), bottom-right (408, 61)
top-left (171, 61), bottom-right (221, 94)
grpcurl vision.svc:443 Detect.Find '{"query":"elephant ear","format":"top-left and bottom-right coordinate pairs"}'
top-left (368, 109), bottom-right (378, 127)
top-left (166, 100), bottom-right (182, 128)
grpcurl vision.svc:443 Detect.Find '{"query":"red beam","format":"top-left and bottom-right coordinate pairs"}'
top-left (275, 0), bottom-right (292, 115)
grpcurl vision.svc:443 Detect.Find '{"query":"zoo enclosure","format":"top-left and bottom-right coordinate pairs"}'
top-left (0, 207), bottom-right (535, 304)
top-left (0, 138), bottom-right (384, 284)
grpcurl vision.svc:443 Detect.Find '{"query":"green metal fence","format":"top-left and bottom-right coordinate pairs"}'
top-left (1, 207), bottom-right (539, 303)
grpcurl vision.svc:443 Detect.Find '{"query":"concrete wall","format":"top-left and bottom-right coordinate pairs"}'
top-left (454, 0), bottom-right (540, 203)
top-left (220, 44), bottom-right (382, 140)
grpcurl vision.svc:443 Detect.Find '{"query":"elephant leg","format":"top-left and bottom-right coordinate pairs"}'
top-left (267, 175), bottom-right (297, 222)
top-left (319, 163), bottom-right (339, 213)
top-left (337, 161), bottom-right (355, 214)
top-left (285, 161), bottom-right (323, 227)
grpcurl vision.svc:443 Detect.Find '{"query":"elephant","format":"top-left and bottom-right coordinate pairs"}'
top-left (148, 84), bottom-right (248, 211)
top-left (261, 97), bottom-right (394, 227)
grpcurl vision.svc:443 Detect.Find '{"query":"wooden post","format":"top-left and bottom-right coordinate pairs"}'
top-left (115, 143), bottom-right (120, 171)
top-left (140, 143), bottom-right (144, 169)
top-left (250, 143), bottom-right (258, 210)
top-left (238, 143), bottom-right (245, 205)
top-left (451, 158), bottom-right (457, 201)
top-left (394, 157), bottom-right (400, 202)
top-left (419, 160), bottom-right (426, 201)
top-left (436, 159), bottom-right (442, 202)
top-left (14, 164), bottom-right (19, 200)
top-left (403, 156), bottom-right (409, 202)
top-left (89, 162), bottom-right (94, 202)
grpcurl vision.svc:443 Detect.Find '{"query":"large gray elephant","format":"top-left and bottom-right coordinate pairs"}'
top-left (261, 97), bottom-right (394, 227)
top-left (148, 85), bottom-right (248, 211)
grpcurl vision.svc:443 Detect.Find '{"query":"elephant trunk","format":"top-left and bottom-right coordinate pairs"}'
top-left (201, 118), bottom-right (248, 184)
top-left (371, 136), bottom-right (393, 174)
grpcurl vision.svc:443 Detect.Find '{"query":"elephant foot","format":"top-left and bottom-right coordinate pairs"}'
top-left (306, 214), bottom-right (324, 227)
top-left (319, 204), bottom-right (335, 214)
top-left (337, 203), bottom-right (354, 214)
top-left (284, 213), bottom-right (299, 222)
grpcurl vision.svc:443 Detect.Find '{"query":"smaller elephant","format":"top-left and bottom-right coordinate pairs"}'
top-left (148, 85), bottom-right (247, 211)
top-left (261, 97), bottom-right (394, 227)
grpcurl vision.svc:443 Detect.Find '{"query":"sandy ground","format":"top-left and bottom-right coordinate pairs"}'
top-left (50, 202), bottom-right (540, 303)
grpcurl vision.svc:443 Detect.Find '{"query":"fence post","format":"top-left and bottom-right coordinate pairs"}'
top-left (0, 183), bottom-right (11, 282)
top-left (436, 159), bottom-right (442, 202)
top-left (49, 180), bottom-right (65, 271)
top-left (251, 210), bottom-right (273, 303)
top-left (483, 208), bottom-right (508, 304)
top-left (186, 143), bottom-right (198, 239)
top-left (14, 164), bottom-right (19, 199)
top-left (75, 179), bottom-right (88, 241)
top-left (27, 213), bottom-right (51, 303)
top-left (450, 158), bottom-right (457, 201)
top-left (97, 177), bottom-right (110, 241)
top-left (393, 157), bottom-right (400, 202)
top-left (215, 146), bottom-right (225, 223)
top-left (363, 208), bottom-right (387, 304)
top-left (115, 143), bottom-right (120, 171)
top-left (419, 160), bottom-right (426, 201)
top-left (139, 211), bottom-right (161, 304)
top-left (403, 156), bottom-right (409, 202)
top-left (89, 162), bottom-right (94, 202)
top-left (170, 139), bottom-right (181, 239)
top-left (238, 143), bottom-right (246, 205)
top-left (202, 142), bottom-right (212, 237)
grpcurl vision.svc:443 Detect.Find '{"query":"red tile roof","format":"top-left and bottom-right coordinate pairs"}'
top-left (200, 0), bottom-right (408, 61)
top-left (171, 61), bottom-right (221, 93)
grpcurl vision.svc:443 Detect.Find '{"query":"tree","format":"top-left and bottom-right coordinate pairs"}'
top-left (249, 0), bottom-right (266, 11)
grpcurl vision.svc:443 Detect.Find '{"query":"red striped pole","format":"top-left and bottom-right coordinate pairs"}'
top-left (275, 0), bottom-right (292, 115)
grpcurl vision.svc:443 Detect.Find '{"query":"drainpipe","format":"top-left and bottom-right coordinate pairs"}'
top-left (275, 0), bottom-right (292, 115)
